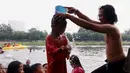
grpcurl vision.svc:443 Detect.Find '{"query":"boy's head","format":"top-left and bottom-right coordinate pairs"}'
top-left (31, 63), bottom-right (43, 73)
top-left (51, 15), bottom-right (67, 35)
top-left (42, 63), bottom-right (48, 73)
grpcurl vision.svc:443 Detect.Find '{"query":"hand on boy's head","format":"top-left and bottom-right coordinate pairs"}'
top-left (55, 13), bottom-right (67, 19)
top-left (64, 6), bottom-right (77, 14)
top-left (53, 14), bottom-right (63, 21)
top-left (52, 14), bottom-right (66, 25)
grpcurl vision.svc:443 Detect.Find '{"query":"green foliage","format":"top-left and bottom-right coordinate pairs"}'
top-left (73, 28), bottom-right (104, 41)
top-left (65, 32), bottom-right (73, 42)
top-left (0, 23), bottom-right (13, 40)
top-left (1, 23), bottom-right (130, 42)
top-left (0, 24), bottom-right (48, 41)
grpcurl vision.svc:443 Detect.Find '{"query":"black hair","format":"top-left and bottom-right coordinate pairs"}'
top-left (7, 61), bottom-right (22, 73)
top-left (70, 55), bottom-right (84, 70)
top-left (24, 65), bottom-right (32, 73)
top-left (100, 4), bottom-right (118, 24)
top-left (31, 63), bottom-right (41, 73)
top-left (43, 63), bottom-right (47, 67)
top-left (51, 15), bottom-right (67, 28)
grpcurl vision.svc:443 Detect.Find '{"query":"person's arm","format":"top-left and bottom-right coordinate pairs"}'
top-left (65, 14), bottom-right (116, 34)
top-left (62, 34), bottom-right (72, 51)
top-left (65, 7), bottom-right (101, 24)
top-left (62, 34), bottom-right (72, 59)
top-left (75, 10), bottom-right (101, 24)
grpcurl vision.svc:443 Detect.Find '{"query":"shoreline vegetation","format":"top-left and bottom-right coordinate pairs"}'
top-left (1, 41), bottom-right (130, 46)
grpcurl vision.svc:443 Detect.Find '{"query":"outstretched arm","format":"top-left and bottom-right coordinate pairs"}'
top-left (55, 13), bottom-right (116, 34)
top-left (75, 10), bottom-right (101, 24)
top-left (65, 7), bottom-right (101, 24)
top-left (66, 14), bottom-right (116, 34)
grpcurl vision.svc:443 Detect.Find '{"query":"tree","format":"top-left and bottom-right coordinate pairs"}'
top-left (65, 32), bottom-right (73, 42)
top-left (73, 28), bottom-right (104, 41)
top-left (28, 28), bottom-right (40, 41)
top-left (0, 23), bottom-right (13, 40)
top-left (11, 31), bottom-right (27, 41)
top-left (27, 28), bottom-right (48, 41)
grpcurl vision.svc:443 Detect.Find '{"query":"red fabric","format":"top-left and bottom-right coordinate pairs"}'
top-left (72, 67), bottom-right (85, 73)
top-left (46, 34), bottom-right (68, 73)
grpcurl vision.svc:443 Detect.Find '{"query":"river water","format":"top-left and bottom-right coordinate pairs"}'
top-left (0, 46), bottom-right (129, 73)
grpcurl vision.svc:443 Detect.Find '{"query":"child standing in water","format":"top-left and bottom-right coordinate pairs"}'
top-left (46, 14), bottom-right (71, 73)
top-left (70, 55), bottom-right (85, 73)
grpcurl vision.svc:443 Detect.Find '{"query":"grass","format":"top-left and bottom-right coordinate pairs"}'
top-left (0, 41), bottom-right (130, 46)
top-left (74, 41), bottom-right (105, 45)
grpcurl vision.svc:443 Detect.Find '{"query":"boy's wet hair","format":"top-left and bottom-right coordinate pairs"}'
top-left (100, 4), bottom-right (118, 24)
top-left (51, 15), bottom-right (67, 28)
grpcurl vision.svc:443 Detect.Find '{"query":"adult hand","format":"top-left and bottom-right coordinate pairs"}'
top-left (55, 13), bottom-right (67, 18)
top-left (53, 14), bottom-right (66, 21)
top-left (64, 6), bottom-right (77, 14)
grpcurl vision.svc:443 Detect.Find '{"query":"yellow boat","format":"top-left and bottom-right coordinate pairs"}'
top-left (2, 44), bottom-right (27, 51)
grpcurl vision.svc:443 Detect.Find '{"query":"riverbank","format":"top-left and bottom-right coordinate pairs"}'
top-left (0, 41), bottom-right (45, 46)
top-left (1, 41), bottom-right (130, 46)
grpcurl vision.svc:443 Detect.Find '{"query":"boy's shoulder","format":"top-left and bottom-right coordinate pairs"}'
top-left (46, 34), bottom-right (52, 40)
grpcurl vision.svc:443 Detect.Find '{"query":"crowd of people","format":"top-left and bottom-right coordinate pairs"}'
top-left (0, 60), bottom-right (48, 73)
top-left (0, 54), bottom-right (84, 73)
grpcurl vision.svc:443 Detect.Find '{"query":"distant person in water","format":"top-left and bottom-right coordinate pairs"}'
top-left (6, 43), bottom-right (11, 47)
top-left (45, 14), bottom-right (71, 73)
top-left (29, 47), bottom-right (35, 53)
top-left (56, 4), bottom-right (126, 73)
top-left (70, 55), bottom-right (85, 73)
top-left (3, 43), bottom-right (7, 47)
top-left (26, 59), bottom-right (31, 66)
top-left (29, 48), bottom-right (32, 53)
